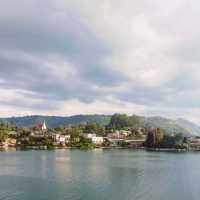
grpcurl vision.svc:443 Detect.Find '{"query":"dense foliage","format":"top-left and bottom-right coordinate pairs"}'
top-left (70, 137), bottom-right (95, 150)
top-left (108, 114), bottom-right (141, 130)
top-left (145, 128), bottom-right (188, 149)
top-left (0, 123), bottom-right (16, 142)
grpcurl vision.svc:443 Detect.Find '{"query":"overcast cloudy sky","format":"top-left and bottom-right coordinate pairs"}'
top-left (0, 0), bottom-right (200, 123)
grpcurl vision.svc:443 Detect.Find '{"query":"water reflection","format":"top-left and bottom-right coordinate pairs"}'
top-left (0, 150), bottom-right (200, 200)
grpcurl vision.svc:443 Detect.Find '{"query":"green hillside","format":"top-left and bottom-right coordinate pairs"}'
top-left (0, 114), bottom-right (199, 136)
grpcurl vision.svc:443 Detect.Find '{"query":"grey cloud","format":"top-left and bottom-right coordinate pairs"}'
top-left (0, 0), bottom-right (128, 109)
top-left (0, 99), bottom-right (57, 111)
top-left (0, 0), bottom-right (200, 119)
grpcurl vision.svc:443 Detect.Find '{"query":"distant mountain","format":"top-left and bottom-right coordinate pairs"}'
top-left (0, 114), bottom-right (199, 136)
top-left (0, 115), bottom-right (111, 128)
top-left (143, 116), bottom-right (191, 136)
top-left (174, 118), bottom-right (200, 136)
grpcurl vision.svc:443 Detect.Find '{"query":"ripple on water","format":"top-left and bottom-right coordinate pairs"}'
top-left (0, 189), bottom-right (26, 200)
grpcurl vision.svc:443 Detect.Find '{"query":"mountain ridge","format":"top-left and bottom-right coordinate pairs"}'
top-left (0, 114), bottom-right (199, 136)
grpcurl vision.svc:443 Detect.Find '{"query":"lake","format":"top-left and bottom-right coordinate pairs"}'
top-left (0, 149), bottom-right (199, 200)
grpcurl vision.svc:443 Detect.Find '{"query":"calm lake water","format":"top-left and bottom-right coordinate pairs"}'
top-left (0, 149), bottom-right (200, 200)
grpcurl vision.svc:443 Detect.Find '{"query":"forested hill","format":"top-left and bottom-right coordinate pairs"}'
top-left (0, 114), bottom-right (200, 136)
top-left (0, 115), bottom-right (111, 128)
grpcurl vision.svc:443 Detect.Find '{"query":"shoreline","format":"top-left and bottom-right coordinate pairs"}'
top-left (0, 146), bottom-right (196, 153)
top-left (146, 147), bottom-right (187, 153)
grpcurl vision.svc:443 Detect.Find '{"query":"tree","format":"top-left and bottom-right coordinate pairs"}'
top-left (108, 114), bottom-right (130, 130)
top-left (155, 128), bottom-right (164, 146)
top-left (69, 126), bottom-right (82, 140)
top-left (84, 123), bottom-right (105, 135)
top-left (145, 128), bottom-right (165, 148)
top-left (0, 131), bottom-right (8, 142)
top-left (0, 123), bottom-right (11, 142)
top-left (108, 114), bottom-right (140, 130)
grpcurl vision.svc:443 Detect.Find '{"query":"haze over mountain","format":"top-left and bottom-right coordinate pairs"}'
top-left (0, 115), bottom-right (199, 136)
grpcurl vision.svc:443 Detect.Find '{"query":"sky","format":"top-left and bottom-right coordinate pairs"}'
top-left (0, 0), bottom-right (200, 123)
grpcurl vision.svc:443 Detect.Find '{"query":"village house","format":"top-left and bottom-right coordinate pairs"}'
top-left (0, 138), bottom-right (17, 148)
top-left (52, 133), bottom-right (71, 145)
top-left (6, 138), bottom-right (17, 147)
top-left (91, 136), bottom-right (104, 145)
top-left (82, 133), bottom-right (96, 139)
top-left (119, 130), bottom-right (131, 137)
top-left (188, 137), bottom-right (200, 150)
top-left (107, 131), bottom-right (127, 139)
top-left (82, 133), bottom-right (104, 145)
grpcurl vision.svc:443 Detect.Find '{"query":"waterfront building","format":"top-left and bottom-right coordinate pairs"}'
top-left (125, 139), bottom-right (145, 148)
top-left (6, 138), bottom-right (17, 147)
top-left (91, 136), bottom-right (104, 145)
top-left (83, 133), bottom-right (97, 139)
top-left (52, 134), bottom-right (71, 145)
top-left (188, 137), bottom-right (200, 150)
top-left (82, 133), bottom-right (104, 145)
top-left (107, 131), bottom-right (126, 139)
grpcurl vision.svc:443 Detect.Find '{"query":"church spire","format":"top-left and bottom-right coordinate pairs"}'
top-left (42, 120), bottom-right (47, 131)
